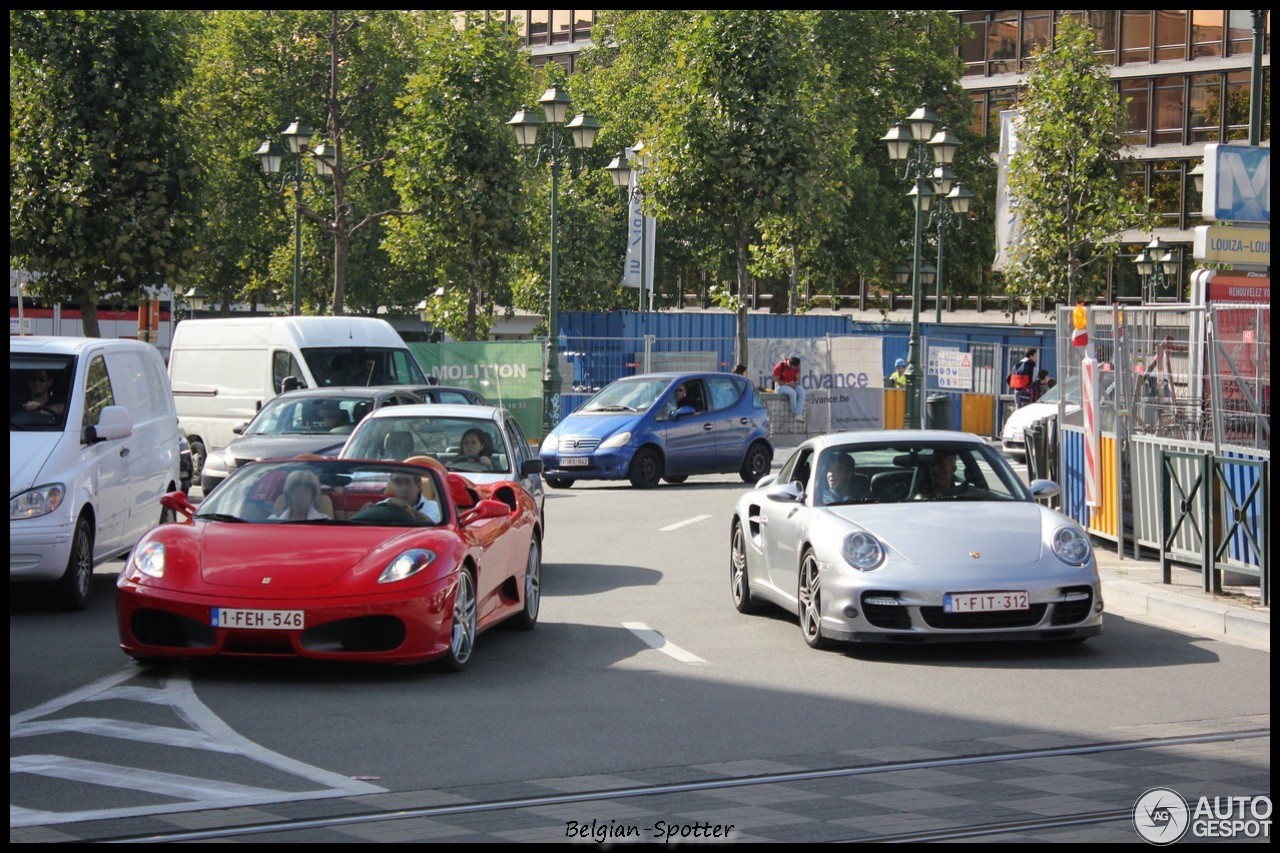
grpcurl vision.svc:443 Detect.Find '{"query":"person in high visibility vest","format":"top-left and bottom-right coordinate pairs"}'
top-left (887, 358), bottom-right (908, 389)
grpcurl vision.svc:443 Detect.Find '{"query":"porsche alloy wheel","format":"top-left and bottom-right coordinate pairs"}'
top-left (513, 540), bottom-right (541, 631)
top-left (443, 570), bottom-right (477, 671)
top-left (730, 521), bottom-right (759, 614)
top-left (797, 551), bottom-right (827, 649)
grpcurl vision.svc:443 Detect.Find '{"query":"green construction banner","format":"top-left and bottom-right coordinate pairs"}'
top-left (409, 340), bottom-right (544, 442)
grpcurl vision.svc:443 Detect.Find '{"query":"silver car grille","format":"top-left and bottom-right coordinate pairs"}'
top-left (558, 436), bottom-right (600, 452)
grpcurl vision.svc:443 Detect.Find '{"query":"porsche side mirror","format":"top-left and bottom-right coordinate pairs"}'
top-left (520, 459), bottom-right (544, 477)
top-left (756, 473), bottom-right (778, 489)
top-left (160, 491), bottom-right (197, 522)
top-left (765, 482), bottom-right (805, 503)
top-left (1028, 479), bottom-right (1060, 501)
top-left (463, 498), bottom-right (510, 525)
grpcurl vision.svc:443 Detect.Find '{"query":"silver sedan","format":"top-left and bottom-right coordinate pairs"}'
top-left (729, 431), bottom-right (1102, 648)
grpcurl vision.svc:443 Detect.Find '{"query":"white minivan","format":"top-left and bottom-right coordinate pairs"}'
top-left (10, 337), bottom-right (182, 610)
top-left (168, 316), bottom-right (427, 475)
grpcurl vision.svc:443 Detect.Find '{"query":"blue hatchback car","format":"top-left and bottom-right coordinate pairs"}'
top-left (539, 372), bottom-right (772, 488)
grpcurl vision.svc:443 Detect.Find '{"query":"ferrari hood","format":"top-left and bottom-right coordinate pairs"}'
top-left (196, 523), bottom-right (406, 590)
top-left (826, 501), bottom-right (1045, 566)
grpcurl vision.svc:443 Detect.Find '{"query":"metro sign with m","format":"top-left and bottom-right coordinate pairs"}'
top-left (1202, 144), bottom-right (1270, 225)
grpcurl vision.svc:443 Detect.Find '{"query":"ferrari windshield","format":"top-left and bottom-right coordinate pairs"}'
top-left (341, 415), bottom-right (510, 475)
top-left (244, 393), bottom-right (377, 437)
top-left (580, 377), bottom-right (671, 413)
top-left (196, 460), bottom-right (445, 526)
top-left (807, 440), bottom-right (1029, 506)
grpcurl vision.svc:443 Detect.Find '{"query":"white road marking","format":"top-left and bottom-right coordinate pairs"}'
top-left (11, 755), bottom-right (282, 801)
top-left (10, 671), bottom-right (384, 828)
top-left (623, 622), bottom-right (708, 665)
top-left (659, 514), bottom-right (712, 532)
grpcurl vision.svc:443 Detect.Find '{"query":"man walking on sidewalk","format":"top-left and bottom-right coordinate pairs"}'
top-left (772, 355), bottom-right (806, 423)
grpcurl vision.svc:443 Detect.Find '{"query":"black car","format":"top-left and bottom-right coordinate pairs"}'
top-left (405, 385), bottom-right (489, 405)
top-left (199, 386), bottom-right (423, 493)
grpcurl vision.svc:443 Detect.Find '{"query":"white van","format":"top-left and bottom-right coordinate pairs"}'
top-left (168, 316), bottom-right (427, 473)
top-left (10, 337), bottom-right (182, 610)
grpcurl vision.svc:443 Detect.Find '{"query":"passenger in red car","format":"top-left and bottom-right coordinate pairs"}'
top-left (269, 470), bottom-right (329, 521)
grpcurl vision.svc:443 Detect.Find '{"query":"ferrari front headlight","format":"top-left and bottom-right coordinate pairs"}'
top-left (1052, 526), bottom-right (1092, 566)
top-left (132, 541), bottom-right (166, 578)
top-left (842, 531), bottom-right (885, 571)
top-left (10, 484), bottom-right (65, 520)
top-left (378, 549), bottom-right (437, 584)
top-left (598, 431), bottom-right (631, 450)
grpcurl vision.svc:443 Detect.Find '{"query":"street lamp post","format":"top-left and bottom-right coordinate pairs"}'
top-left (255, 117), bottom-right (316, 316)
top-left (508, 86), bottom-right (601, 437)
top-left (928, 162), bottom-right (974, 325)
top-left (881, 106), bottom-right (959, 429)
top-left (1133, 236), bottom-right (1180, 303)
top-left (606, 142), bottom-right (652, 312)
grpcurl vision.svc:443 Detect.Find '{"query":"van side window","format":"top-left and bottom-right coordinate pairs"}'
top-left (83, 355), bottom-right (116, 431)
top-left (272, 350), bottom-right (304, 394)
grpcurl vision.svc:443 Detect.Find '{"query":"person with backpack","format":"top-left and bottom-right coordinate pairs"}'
top-left (1008, 348), bottom-right (1037, 408)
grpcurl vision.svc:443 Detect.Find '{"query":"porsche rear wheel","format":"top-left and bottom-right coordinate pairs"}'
top-left (797, 550), bottom-right (828, 649)
top-left (512, 539), bottom-right (541, 631)
top-left (441, 569), bottom-right (477, 672)
top-left (730, 520), bottom-right (759, 614)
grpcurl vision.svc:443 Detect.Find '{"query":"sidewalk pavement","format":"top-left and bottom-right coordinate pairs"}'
top-left (1093, 546), bottom-right (1269, 652)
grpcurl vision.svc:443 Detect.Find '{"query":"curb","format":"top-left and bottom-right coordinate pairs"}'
top-left (1101, 577), bottom-right (1270, 651)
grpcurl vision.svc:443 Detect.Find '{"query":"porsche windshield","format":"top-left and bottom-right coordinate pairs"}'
top-left (196, 460), bottom-right (445, 526)
top-left (580, 377), bottom-right (671, 413)
top-left (808, 441), bottom-right (1028, 506)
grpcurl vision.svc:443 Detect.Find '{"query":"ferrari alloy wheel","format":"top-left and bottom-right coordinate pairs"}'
top-left (797, 550), bottom-right (828, 649)
top-left (730, 520), bottom-right (759, 614)
top-left (55, 516), bottom-right (94, 611)
top-left (513, 540), bottom-right (541, 630)
top-left (443, 570), bottom-right (477, 671)
top-left (628, 447), bottom-right (662, 489)
top-left (739, 441), bottom-right (772, 483)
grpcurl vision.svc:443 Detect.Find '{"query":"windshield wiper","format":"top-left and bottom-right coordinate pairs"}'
top-left (194, 512), bottom-right (246, 523)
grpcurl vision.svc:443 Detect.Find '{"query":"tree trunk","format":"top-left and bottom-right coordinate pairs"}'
top-left (332, 234), bottom-right (346, 316)
top-left (735, 232), bottom-right (749, 369)
top-left (466, 264), bottom-right (479, 341)
top-left (80, 285), bottom-right (101, 338)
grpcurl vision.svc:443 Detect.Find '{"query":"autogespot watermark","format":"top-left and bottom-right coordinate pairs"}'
top-left (565, 819), bottom-right (735, 843)
top-left (1133, 787), bottom-right (1271, 844)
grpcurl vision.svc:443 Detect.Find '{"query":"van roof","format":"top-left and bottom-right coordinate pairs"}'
top-left (9, 336), bottom-right (158, 356)
top-left (170, 316), bottom-right (406, 349)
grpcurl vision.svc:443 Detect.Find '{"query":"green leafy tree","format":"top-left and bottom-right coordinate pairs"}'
top-left (1007, 17), bottom-right (1145, 305)
top-left (10, 10), bottom-right (197, 337)
top-left (384, 14), bottom-right (531, 340)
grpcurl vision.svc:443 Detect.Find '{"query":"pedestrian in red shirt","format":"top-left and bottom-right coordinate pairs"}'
top-left (772, 356), bottom-right (805, 422)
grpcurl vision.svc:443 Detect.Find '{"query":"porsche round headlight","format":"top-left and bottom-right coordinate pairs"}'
top-left (598, 431), bottom-right (631, 450)
top-left (1052, 526), bottom-right (1092, 566)
top-left (378, 549), bottom-right (437, 584)
top-left (842, 531), bottom-right (885, 571)
top-left (133, 541), bottom-right (166, 578)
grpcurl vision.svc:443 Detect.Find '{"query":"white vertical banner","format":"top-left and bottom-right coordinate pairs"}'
top-left (1081, 355), bottom-right (1101, 508)
top-left (992, 109), bottom-right (1021, 272)
top-left (622, 183), bottom-right (643, 288)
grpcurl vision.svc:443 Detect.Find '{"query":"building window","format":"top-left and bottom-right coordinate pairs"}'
top-left (968, 91), bottom-right (986, 136)
top-left (1121, 10), bottom-right (1152, 64)
top-left (1228, 10), bottom-right (1255, 56)
top-left (572, 9), bottom-right (593, 41)
top-left (528, 10), bottom-right (549, 46)
top-left (1225, 69), bottom-right (1252, 140)
top-left (1154, 10), bottom-right (1188, 62)
top-left (1120, 78), bottom-right (1149, 146)
top-left (506, 10), bottom-right (527, 44)
top-left (988, 10), bottom-right (1019, 75)
top-left (986, 88), bottom-right (1017, 141)
top-left (1149, 160), bottom-right (1183, 225)
top-left (960, 12), bottom-right (986, 76)
top-left (1188, 72), bottom-right (1224, 143)
top-left (1152, 76), bottom-right (1186, 145)
top-left (1190, 10), bottom-right (1224, 58)
top-left (1020, 10), bottom-right (1051, 68)
top-left (552, 9), bottom-right (571, 44)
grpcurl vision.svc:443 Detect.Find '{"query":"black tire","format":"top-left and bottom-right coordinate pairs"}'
top-left (545, 476), bottom-right (574, 489)
top-left (797, 549), bottom-right (828, 650)
top-left (739, 441), bottom-right (772, 484)
top-left (628, 447), bottom-right (662, 489)
top-left (440, 569), bottom-right (477, 672)
top-left (730, 520), bottom-right (760, 614)
top-left (187, 439), bottom-right (207, 480)
top-left (511, 539), bottom-right (542, 631)
top-left (663, 475), bottom-right (688, 485)
top-left (54, 515), bottom-right (95, 612)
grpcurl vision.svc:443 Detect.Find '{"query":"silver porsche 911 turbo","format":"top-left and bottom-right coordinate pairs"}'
top-left (729, 431), bottom-right (1102, 648)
